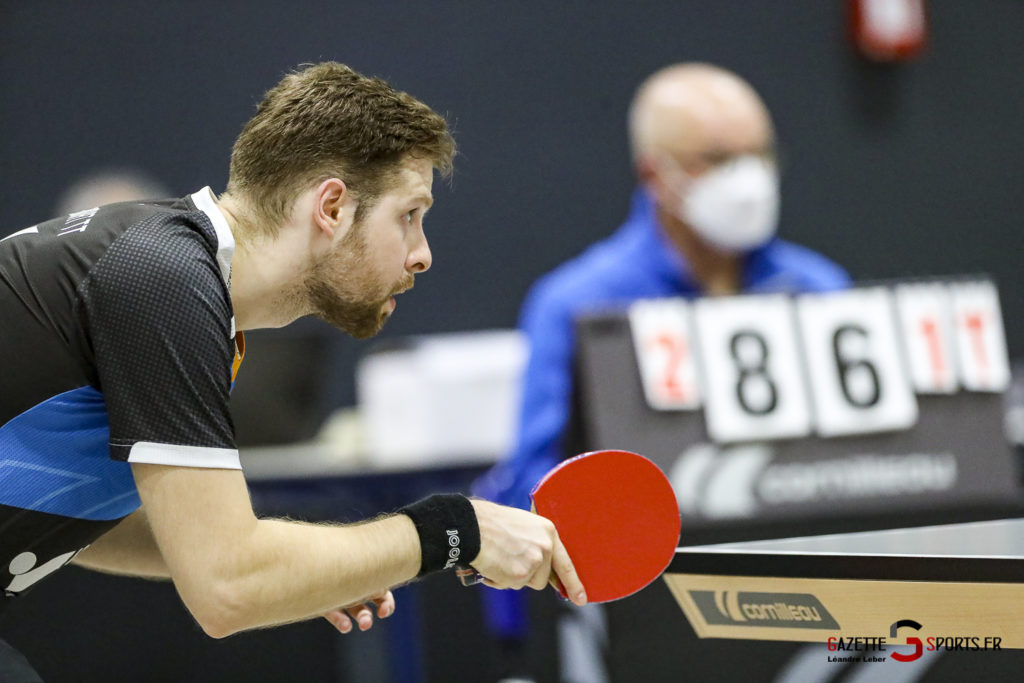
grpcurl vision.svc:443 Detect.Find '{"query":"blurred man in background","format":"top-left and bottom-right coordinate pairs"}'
top-left (475, 63), bottom-right (851, 682)
top-left (54, 169), bottom-right (171, 217)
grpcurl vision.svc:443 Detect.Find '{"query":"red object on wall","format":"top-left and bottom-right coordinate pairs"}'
top-left (849, 0), bottom-right (928, 62)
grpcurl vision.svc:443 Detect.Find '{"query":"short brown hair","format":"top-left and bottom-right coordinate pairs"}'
top-left (227, 62), bottom-right (455, 233)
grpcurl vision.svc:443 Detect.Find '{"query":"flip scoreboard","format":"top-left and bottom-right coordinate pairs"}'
top-left (573, 277), bottom-right (1018, 526)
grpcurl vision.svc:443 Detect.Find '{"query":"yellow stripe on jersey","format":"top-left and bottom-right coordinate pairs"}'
top-left (232, 332), bottom-right (245, 382)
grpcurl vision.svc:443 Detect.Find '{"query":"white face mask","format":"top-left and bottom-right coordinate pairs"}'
top-left (670, 155), bottom-right (781, 253)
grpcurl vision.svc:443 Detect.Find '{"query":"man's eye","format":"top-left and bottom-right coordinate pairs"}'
top-left (404, 210), bottom-right (416, 223)
top-left (702, 152), bottom-right (731, 167)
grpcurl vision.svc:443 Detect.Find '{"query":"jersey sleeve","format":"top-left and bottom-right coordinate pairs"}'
top-left (79, 213), bottom-right (241, 469)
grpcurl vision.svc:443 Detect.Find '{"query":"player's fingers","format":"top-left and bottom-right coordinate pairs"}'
top-left (527, 567), bottom-right (551, 591)
top-left (550, 536), bottom-right (587, 605)
top-left (371, 591), bottom-right (395, 619)
top-left (549, 571), bottom-right (565, 597)
top-left (344, 602), bottom-right (374, 631)
top-left (323, 609), bottom-right (354, 634)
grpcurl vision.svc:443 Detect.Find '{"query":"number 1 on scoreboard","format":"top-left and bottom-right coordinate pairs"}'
top-left (949, 280), bottom-right (1011, 393)
top-left (895, 282), bottom-right (958, 394)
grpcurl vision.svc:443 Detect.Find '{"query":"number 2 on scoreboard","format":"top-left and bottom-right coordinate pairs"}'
top-left (628, 299), bottom-right (702, 410)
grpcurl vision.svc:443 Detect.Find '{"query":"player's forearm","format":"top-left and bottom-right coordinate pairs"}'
top-left (177, 513), bottom-right (421, 637)
top-left (72, 509), bottom-right (171, 579)
top-left (132, 464), bottom-right (425, 638)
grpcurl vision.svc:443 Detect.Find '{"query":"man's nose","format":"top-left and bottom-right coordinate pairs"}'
top-left (407, 229), bottom-right (432, 273)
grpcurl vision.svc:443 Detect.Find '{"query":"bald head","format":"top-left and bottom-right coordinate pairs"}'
top-left (628, 63), bottom-right (774, 172)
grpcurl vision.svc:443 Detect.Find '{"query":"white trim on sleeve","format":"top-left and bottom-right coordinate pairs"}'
top-left (127, 441), bottom-right (242, 470)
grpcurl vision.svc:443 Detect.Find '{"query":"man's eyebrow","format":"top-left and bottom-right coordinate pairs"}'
top-left (699, 142), bottom-right (774, 164)
top-left (700, 149), bottom-right (732, 164)
top-left (411, 193), bottom-right (434, 209)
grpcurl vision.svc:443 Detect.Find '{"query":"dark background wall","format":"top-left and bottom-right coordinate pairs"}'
top-left (2, 0), bottom-right (1022, 422)
top-left (2, 2), bottom-right (1024, 680)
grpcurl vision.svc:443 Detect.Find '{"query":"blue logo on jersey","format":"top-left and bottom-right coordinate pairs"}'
top-left (0, 386), bottom-right (140, 520)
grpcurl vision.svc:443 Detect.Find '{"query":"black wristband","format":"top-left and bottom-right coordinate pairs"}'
top-left (398, 494), bottom-right (481, 577)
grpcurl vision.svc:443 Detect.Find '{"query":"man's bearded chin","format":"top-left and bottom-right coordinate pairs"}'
top-left (306, 268), bottom-right (415, 339)
top-left (312, 291), bottom-right (389, 339)
top-left (303, 230), bottom-right (416, 338)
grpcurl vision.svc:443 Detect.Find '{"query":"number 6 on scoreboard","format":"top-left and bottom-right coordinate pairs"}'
top-left (797, 288), bottom-right (918, 437)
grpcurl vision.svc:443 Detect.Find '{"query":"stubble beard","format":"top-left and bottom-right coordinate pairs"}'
top-left (304, 226), bottom-right (413, 339)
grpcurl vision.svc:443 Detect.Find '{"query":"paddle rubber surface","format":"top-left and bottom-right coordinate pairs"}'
top-left (531, 449), bottom-right (681, 603)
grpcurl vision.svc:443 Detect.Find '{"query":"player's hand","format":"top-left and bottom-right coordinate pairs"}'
top-left (323, 590), bottom-right (395, 634)
top-left (468, 499), bottom-right (587, 606)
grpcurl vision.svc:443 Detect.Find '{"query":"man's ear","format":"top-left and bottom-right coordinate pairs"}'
top-left (637, 154), bottom-right (682, 212)
top-left (634, 155), bottom-right (660, 191)
top-left (313, 178), bottom-right (349, 239)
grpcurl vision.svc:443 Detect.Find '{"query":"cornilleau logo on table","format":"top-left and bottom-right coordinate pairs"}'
top-left (690, 591), bottom-right (840, 630)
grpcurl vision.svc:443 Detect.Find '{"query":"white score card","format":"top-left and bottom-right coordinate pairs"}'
top-left (949, 280), bottom-right (1011, 392)
top-left (797, 287), bottom-right (918, 437)
top-left (694, 294), bottom-right (812, 443)
top-left (629, 298), bottom-right (702, 411)
top-left (895, 282), bottom-right (958, 394)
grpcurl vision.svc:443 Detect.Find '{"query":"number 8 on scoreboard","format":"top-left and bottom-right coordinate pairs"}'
top-left (693, 294), bottom-right (813, 443)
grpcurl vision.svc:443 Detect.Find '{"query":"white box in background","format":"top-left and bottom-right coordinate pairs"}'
top-left (356, 330), bottom-right (527, 469)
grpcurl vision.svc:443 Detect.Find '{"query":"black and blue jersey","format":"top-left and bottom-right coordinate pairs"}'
top-left (0, 188), bottom-right (244, 603)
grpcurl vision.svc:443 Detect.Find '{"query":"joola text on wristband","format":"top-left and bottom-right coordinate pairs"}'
top-left (398, 494), bottom-right (481, 577)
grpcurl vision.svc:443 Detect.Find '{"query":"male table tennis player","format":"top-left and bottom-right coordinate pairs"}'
top-left (474, 63), bottom-right (851, 681)
top-left (0, 62), bottom-right (586, 680)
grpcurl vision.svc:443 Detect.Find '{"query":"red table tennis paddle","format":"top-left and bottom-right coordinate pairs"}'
top-left (460, 449), bottom-right (681, 603)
